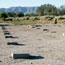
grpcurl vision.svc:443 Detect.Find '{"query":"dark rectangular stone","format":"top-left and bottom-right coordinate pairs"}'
top-left (5, 35), bottom-right (13, 38)
top-left (43, 29), bottom-right (48, 31)
top-left (7, 42), bottom-right (18, 45)
top-left (4, 32), bottom-right (10, 35)
top-left (11, 52), bottom-right (30, 59)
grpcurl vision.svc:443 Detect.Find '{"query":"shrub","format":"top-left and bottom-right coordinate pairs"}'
top-left (0, 12), bottom-right (8, 18)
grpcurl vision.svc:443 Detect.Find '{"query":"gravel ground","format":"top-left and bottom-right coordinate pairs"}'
top-left (0, 23), bottom-right (65, 65)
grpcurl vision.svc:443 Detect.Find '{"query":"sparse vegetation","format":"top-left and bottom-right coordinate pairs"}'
top-left (37, 4), bottom-right (59, 16)
top-left (0, 4), bottom-right (65, 25)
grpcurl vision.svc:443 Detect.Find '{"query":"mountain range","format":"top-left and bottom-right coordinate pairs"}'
top-left (0, 7), bottom-right (38, 14)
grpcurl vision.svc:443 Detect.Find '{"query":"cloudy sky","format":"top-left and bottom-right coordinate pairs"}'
top-left (0, 0), bottom-right (65, 8)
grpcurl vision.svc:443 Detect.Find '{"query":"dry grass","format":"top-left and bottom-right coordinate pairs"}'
top-left (0, 16), bottom-right (65, 25)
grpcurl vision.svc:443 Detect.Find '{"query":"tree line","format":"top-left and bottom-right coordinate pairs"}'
top-left (0, 12), bottom-right (38, 19)
top-left (37, 4), bottom-right (65, 16)
top-left (0, 12), bottom-right (24, 18)
top-left (0, 4), bottom-right (65, 19)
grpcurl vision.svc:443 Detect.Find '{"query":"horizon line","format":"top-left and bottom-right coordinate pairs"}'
top-left (0, 4), bottom-right (62, 9)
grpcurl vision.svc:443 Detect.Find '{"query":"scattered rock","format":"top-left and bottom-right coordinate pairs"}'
top-left (51, 31), bottom-right (56, 33)
top-left (43, 29), bottom-right (49, 31)
top-left (35, 25), bottom-right (42, 27)
top-left (36, 27), bottom-right (40, 29)
top-left (0, 60), bottom-right (2, 62)
top-left (31, 62), bottom-right (33, 64)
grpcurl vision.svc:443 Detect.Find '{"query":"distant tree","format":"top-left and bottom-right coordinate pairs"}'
top-left (59, 5), bottom-right (65, 15)
top-left (25, 13), bottom-right (38, 16)
top-left (7, 12), bottom-right (13, 17)
top-left (37, 4), bottom-right (59, 16)
top-left (30, 13), bottom-right (38, 16)
top-left (7, 12), bottom-right (16, 17)
top-left (25, 14), bottom-right (31, 17)
top-left (0, 12), bottom-right (8, 18)
top-left (37, 5), bottom-right (45, 16)
top-left (16, 12), bottom-right (24, 17)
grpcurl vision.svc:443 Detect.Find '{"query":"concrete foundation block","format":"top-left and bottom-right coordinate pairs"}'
top-left (5, 35), bottom-right (13, 38)
top-left (2, 27), bottom-right (6, 30)
top-left (11, 52), bottom-right (30, 59)
top-left (43, 29), bottom-right (49, 31)
top-left (36, 27), bottom-right (40, 29)
top-left (35, 25), bottom-right (42, 27)
top-left (7, 42), bottom-right (18, 45)
top-left (4, 32), bottom-right (10, 35)
top-left (51, 31), bottom-right (56, 33)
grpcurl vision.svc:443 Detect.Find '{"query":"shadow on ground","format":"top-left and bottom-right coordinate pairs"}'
top-left (5, 36), bottom-right (18, 39)
top-left (29, 56), bottom-right (44, 59)
top-left (7, 42), bottom-right (25, 46)
top-left (14, 55), bottom-right (44, 60)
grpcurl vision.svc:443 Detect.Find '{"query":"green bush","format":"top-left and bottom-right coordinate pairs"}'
top-left (0, 12), bottom-right (8, 18)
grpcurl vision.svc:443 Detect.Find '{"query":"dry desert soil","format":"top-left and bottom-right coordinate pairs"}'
top-left (0, 23), bottom-right (65, 65)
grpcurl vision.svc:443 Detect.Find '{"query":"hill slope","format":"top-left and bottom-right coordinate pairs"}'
top-left (0, 7), bottom-right (38, 14)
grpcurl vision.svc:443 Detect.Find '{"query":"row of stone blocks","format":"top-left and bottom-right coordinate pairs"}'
top-left (3, 30), bottom-right (17, 39)
top-left (2, 26), bottom-right (18, 39)
top-left (2, 29), bottom-right (18, 39)
top-left (2, 26), bottom-right (43, 59)
top-left (7, 42), bottom-right (30, 59)
top-left (2, 26), bottom-right (30, 59)
top-left (1, 26), bottom-right (30, 59)
top-left (2, 26), bottom-right (10, 36)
